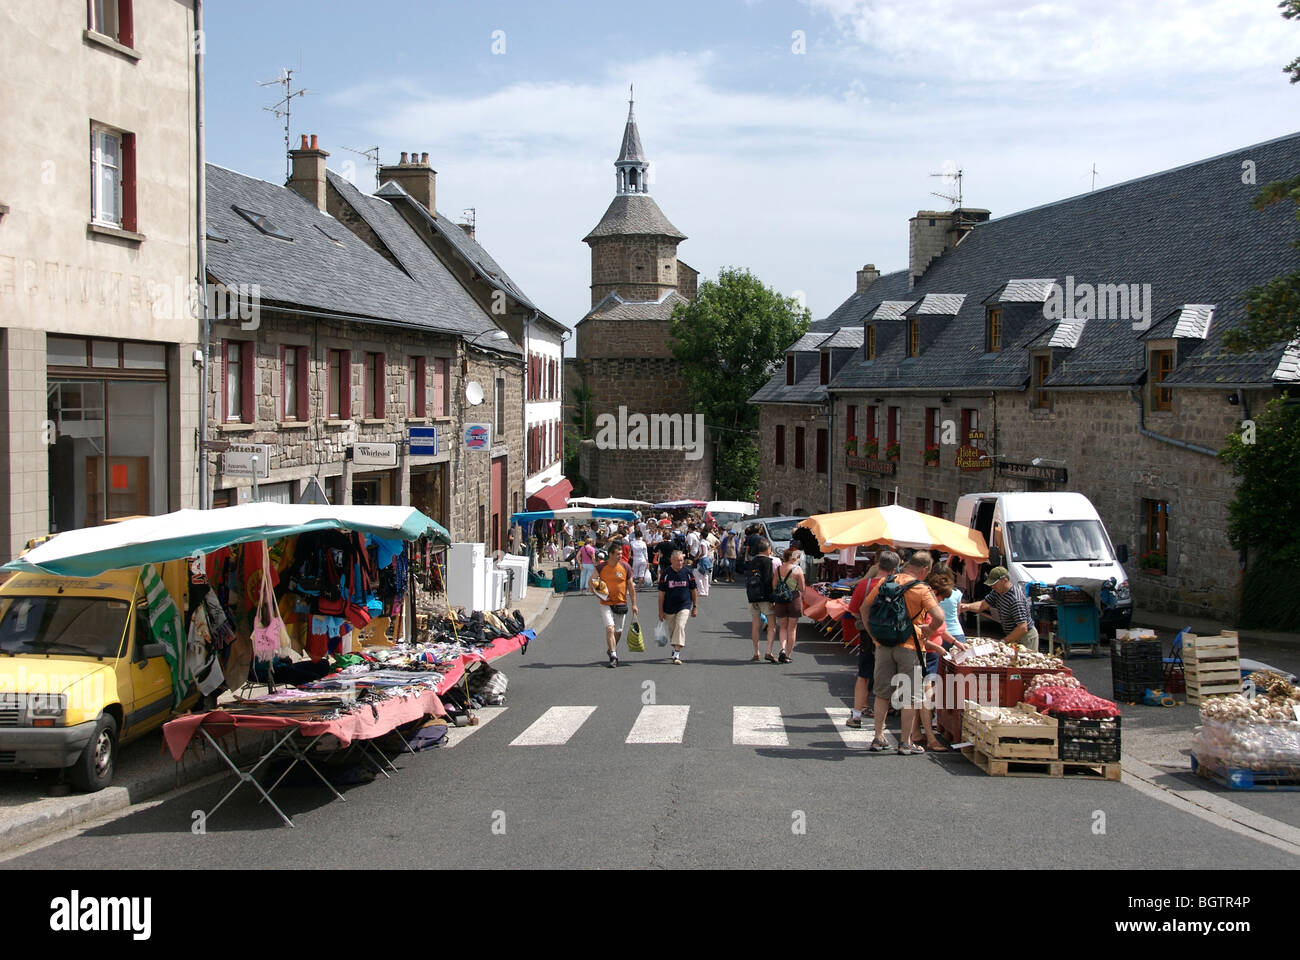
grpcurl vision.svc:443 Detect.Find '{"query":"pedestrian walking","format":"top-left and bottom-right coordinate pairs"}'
top-left (593, 540), bottom-right (637, 668)
top-left (746, 537), bottom-right (780, 662)
top-left (577, 538), bottom-right (597, 590)
top-left (720, 529), bottom-right (738, 582)
top-left (771, 547), bottom-right (806, 663)
top-left (658, 549), bottom-right (698, 665)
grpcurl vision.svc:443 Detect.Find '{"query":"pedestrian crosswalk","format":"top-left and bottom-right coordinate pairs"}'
top-left (477, 703), bottom-right (896, 748)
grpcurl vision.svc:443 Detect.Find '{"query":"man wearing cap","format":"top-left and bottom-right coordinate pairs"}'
top-left (960, 567), bottom-right (1039, 652)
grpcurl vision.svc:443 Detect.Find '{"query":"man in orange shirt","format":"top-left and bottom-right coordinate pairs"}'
top-left (862, 550), bottom-right (965, 754)
top-left (594, 539), bottom-right (637, 668)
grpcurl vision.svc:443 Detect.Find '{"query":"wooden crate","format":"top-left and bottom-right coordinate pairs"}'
top-left (962, 745), bottom-right (1122, 781)
top-left (1183, 631), bottom-right (1241, 703)
top-left (962, 702), bottom-right (1059, 759)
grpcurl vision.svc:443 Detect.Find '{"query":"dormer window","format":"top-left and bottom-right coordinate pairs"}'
top-left (819, 352), bottom-right (830, 385)
top-left (1033, 353), bottom-right (1052, 410)
top-left (987, 308), bottom-right (1002, 353)
top-left (1150, 348), bottom-right (1174, 411)
top-left (866, 324), bottom-right (876, 360)
top-left (785, 355), bottom-right (794, 386)
top-left (908, 318), bottom-right (920, 358)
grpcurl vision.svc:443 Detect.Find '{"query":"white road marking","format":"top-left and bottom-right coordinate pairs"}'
top-left (626, 704), bottom-right (690, 743)
top-left (733, 706), bottom-right (789, 746)
top-left (824, 707), bottom-right (876, 747)
top-left (440, 706), bottom-right (507, 749)
top-left (510, 706), bottom-right (598, 746)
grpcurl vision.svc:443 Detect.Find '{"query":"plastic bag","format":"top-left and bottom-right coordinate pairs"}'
top-left (655, 620), bottom-right (670, 647)
top-left (627, 621), bottom-right (646, 653)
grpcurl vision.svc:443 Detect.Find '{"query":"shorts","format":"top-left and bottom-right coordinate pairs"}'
top-left (773, 595), bottom-right (803, 619)
top-left (925, 651), bottom-right (939, 676)
top-left (857, 644), bottom-right (875, 681)
top-left (600, 605), bottom-right (627, 632)
top-left (872, 643), bottom-right (926, 705)
top-left (666, 608), bottom-right (690, 648)
top-left (750, 601), bottom-right (773, 616)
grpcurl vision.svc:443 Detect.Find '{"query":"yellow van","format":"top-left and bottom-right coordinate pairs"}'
top-left (0, 563), bottom-right (196, 791)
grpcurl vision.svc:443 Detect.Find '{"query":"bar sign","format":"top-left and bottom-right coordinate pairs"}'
top-left (409, 425), bottom-right (439, 456)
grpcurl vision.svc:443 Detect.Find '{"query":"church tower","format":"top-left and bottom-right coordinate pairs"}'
top-left (573, 94), bottom-right (710, 503)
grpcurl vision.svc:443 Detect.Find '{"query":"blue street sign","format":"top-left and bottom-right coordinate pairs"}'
top-left (409, 425), bottom-right (439, 456)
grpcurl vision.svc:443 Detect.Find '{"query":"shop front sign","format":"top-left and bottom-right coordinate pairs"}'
top-left (352, 442), bottom-right (398, 467)
top-left (846, 455), bottom-right (897, 476)
top-left (222, 443), bottom-right (272, 479)
top-left (464, 423), bottom-right (491, 451)
top-left (408, 426), bottom-right (439, 457)
top-left (998, 460), bottom-right (1068, 484)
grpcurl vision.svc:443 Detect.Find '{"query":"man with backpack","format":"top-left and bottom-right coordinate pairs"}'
top-left (845, 550), bottom-right (900, 726)
top-left (745, 537), bottom-right (780, 662)
top-left (861, 550), bottom-right (966, 753)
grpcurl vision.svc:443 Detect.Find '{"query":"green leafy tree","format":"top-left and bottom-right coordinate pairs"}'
top-left (669, 267), bottom-right (810, 500)
top-left (1219, 394), bottom-right (1300, 627)
top-left (1224, 1), bottom-right (1300, 353)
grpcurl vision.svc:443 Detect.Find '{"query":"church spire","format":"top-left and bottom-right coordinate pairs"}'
top-left (615, 87), bottom-right (650, 195)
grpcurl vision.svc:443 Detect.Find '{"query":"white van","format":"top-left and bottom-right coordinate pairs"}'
top-left (954, 492), bottom-right (1132, 636)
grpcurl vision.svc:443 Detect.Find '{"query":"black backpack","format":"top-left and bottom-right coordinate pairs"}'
top-left (746, 556), bottom-right (774, 603)
top-left (867, 575), bottom-right (927, 646)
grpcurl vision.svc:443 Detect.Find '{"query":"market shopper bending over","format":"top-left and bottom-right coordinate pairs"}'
top-left (959, 566), bottom-right (1038, 652)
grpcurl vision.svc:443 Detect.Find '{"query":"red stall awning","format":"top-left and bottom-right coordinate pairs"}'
top-left (526, 478), bottom-right (573, 512)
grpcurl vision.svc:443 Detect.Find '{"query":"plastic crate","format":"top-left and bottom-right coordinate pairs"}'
top-left (1111, 638), bottom-right (1162, 661)
top-left (1060, 738), bottom-right (1121, 763)
top-left (1113, 658), bottom-right (1164, 683)
top-left (948, 663), bottom-right (1073, 708)
top-left (1053, 585), bottom-right (1093, 605)
top-left (1058, 716), bottom-right (1122, 742)
top-left (1112, 678), bottom-right (1161, 702)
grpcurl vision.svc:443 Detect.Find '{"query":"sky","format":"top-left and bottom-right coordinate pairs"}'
top-left (203, 0), bottom-right (1300, 351)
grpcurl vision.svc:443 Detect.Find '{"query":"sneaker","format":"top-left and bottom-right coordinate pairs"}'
top-left (607, 653), bottom-right (618, 669)
top-left (845, 715), bottom-right (864, 729)
top-left (671, 654), bottom-right (682, 665)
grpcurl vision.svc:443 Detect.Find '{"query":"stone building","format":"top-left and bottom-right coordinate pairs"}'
top-left (572, 100), bottom-right (712, 502)
top-left (753, 133), bottom-right (1300, 622)
top-left (204, 139), bottom-right (534, 553)
top-left (0, 0), bottom-right (200, 562)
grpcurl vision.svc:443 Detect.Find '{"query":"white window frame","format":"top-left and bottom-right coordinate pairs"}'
top-left (91, 125), bottom-right (123, 228)
top-left (91, 0), bottom-right (121, 41)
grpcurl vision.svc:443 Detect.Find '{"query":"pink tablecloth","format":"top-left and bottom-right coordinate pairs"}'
top-left (801, 587), bottom-right (848, 622)
top-left (162, 688), bottom-right (443, 761)
top-left (435, 632), bottom-right (528, 694)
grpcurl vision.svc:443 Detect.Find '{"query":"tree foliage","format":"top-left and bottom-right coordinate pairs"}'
top-left (668, 267), bottom-right (810, 499)
top-left (1219, 393), bottom-right (1300, 627)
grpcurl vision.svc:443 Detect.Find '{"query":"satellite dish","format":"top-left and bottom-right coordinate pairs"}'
top-left (466, 381), bottom-right (485, 406)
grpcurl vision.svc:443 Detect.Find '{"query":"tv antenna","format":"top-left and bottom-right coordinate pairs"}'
top-left (344, 145), bottom-right (381, 188)
top-left (259, 67), bottom-right (309, 181)
top-left (460, 207), bottom-right (477, 235)
top-left (1089, 163), bottom-right (1100, 191)
top-left (929, 167), bottom-right (963, 208)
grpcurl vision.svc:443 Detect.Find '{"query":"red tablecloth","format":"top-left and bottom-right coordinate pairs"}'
top-left (434, 632), bottom-right (527, 694)
top-left (162, 688), bottom-right (442, 761)
top-left (801, 587), bottom-right (849, 622)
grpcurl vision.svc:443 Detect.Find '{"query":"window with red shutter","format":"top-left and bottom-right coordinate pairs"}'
top-left (415, 356), bottom-right (427, 417)
top-left (432, 357), bottom-right (446, 417)
top-left (775, 424), bottom-right (785, 466)
top-left (296, 347), bottom-right (308, 421)
top-left (240, 341), bottom-right (255, 424)
top-left (816, 429), bottom-right (827, 474)
top-left (121, 132), bottom-right (137, 233)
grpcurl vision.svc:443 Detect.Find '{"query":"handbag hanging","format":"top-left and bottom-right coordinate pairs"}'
top-left (252, 542), bottom-right (285, 663)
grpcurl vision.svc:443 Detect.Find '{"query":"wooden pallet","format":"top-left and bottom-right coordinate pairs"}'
top-left (962, 745), bottom-right (1122, 780)
top-left (1191, 754), bottom-right (1300, 792)
top-left (962, 702), bottom-right (1060, 760)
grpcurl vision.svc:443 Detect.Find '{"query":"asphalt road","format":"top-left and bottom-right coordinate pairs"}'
top-left (4, 580), bottom-right (1296, 869)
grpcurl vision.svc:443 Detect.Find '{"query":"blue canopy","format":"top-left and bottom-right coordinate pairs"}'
top-left (5, 503), bottom-right (450, 578)
top-left (510, 507), bottom-right (638, 525)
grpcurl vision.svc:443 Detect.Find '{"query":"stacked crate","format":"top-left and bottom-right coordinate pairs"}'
top-left (1184, 631), bottom-right (1242, 704)
top-left (1111, 637), bottom-right (1163, 703)
top-left (1058, 716), bottom-right (1122, 763)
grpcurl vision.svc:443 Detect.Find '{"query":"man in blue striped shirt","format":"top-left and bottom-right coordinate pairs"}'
top-left (960, 566), bottom-right (1040, 651)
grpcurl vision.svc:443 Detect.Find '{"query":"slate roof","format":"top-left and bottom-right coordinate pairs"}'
top-left (787, 331), bottom-right (831, 352)
top-left (1275, 341), bottom-right (1300, 382)
top-left (584, 194), bottom-right (687, 241)
top-left (618, 104), bottom-right (646, 164)
top-left (206, 164), bottom-right (502, 342)
top-left (578, 290), bottom-right (689, 324)
top-left (750, 364), bottom-right (828, 405)
top-left (822, 327), bottom-right (864, 349)
top-left (986, 279), bottom-right (1056, 303)
top-left (908, 293), bottom-right (966, 315)
top-left (871, 299), bottom-right (915, 321)
top-left (788, 132), bottom-right (1300, 394)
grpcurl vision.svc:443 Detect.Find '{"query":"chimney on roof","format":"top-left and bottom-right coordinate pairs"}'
top-left (459, 222), bottom-right (476, 241)
top-left (378, 150), bottom-right (437, 214)
top-left (856, 264), bottom-right (880, 295)
top-left (287, 133), bottom-right (330, 212)
top-left (908, 207), bottom-right (990, 288)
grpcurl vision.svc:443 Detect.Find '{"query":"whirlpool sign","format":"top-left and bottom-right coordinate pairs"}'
top-left (463, 423), bottom-right (491, 451)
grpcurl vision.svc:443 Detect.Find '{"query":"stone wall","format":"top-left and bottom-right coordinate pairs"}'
top-left (757, 403), bottom-right (831, 516)
top-left (588, 236), bottom-right (680, 305)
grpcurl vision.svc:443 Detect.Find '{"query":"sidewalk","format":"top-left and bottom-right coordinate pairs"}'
top-left (1131, 608), bottom-right (1300, 651)
top-left (0, 577), bottom-right (563, 856)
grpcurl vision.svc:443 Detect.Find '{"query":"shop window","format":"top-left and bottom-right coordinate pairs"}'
top-left (281, 346), bottom-right (307, 420)
top-left (1034, 354), bottom-right (1052, 410)
top-left (328, 349), bottom-right (350, 419)
top-left (364, 352), bottom-right (385, 419)
top-left (775, 424), bottom-right (785, 466)
top-left (432, 357), bottom-right (448, 416)
top-left (90, 0), bottom-right (133, 46)
top-left (794, 426), bottom-right (805, 470)
top-left (1143, 499), bottom-right (1169, 573)
top-left (91, 124), bottom-right (136, 232)
top-left (1150, 349), bottom-right (1174, 412)
top-left (816, 428), bottom-right (828, 474)
top-left (987, 308), bottom-right (1002, 353)
top-left (223, 339), bottom-right (254, 423)
top-left (409, 356), bottom-right (427, 417)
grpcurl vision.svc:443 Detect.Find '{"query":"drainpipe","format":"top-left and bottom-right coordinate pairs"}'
top-left (523, 309), bottom-right (537, 512)
top-left (195, 0), bottom-right (209, 508)
top-left (1129, 385), bottom-right (1218, 457)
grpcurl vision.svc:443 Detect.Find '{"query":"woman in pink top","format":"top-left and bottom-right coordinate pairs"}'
top-left (578, 540), bottom-right (597, 590)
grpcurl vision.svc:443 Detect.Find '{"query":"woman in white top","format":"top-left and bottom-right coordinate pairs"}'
top-left (630, 531), bottom-right (650, 584)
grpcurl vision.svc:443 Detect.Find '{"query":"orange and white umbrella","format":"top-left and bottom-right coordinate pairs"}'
top-left (797, 505), bottom-right (989, 560)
